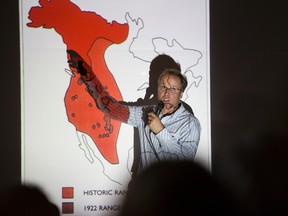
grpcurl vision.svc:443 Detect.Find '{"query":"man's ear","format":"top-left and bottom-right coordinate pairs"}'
top-left (180, 91), bottom-right (183, 99)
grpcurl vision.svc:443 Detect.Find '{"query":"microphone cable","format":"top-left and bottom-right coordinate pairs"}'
top-left (143, 101), bottom-right (164, 163)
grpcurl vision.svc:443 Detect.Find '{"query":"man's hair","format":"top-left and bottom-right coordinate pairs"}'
top-left (158, 68), bottom-right (188, 92)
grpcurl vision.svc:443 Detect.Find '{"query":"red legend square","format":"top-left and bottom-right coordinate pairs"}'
top-left (62, 187), bottom-right (74, 199)
top-left (62, 202), bottom-right (74, 214)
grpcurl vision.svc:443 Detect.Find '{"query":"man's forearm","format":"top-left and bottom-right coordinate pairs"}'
top-left (84, 77), bottom-right (129, 123)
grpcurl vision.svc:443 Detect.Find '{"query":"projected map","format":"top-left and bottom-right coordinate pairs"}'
top-left (27, 0), bottom-right (203, 167)
top-left (22, 0), bottom-right (209, 214)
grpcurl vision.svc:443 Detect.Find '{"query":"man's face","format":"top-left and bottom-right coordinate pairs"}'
top-left (157, 74), bottom-right (183, 109)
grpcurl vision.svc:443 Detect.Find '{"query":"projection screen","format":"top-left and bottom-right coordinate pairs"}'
top-left (20, 0), bottom-right (210, 215)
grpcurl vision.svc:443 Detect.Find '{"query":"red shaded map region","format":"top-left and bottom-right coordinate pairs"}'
top-left (27, 0), bottom-right (129, 164)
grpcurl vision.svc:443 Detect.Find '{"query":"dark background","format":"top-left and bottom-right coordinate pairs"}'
top-left (1, 1), bottom-right (288, 215)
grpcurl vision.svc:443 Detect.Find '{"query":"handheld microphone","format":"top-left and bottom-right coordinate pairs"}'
top-left (143, 101), bottom-right (164, 127)
top-left (155, 101), bottom-right (164, 116)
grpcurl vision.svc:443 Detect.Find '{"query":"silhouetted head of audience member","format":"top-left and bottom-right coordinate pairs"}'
top-left (0, 184), bottom-right (59, 216)
top-left (121, 160), bottom-right (238, 216)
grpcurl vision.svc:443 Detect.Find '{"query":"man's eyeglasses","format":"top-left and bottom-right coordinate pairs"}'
top-left (158, 86), bottom-right (181, 94)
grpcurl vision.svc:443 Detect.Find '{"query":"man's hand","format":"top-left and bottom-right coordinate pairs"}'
top-left (147, 112), bottom-right (164, 134)
top-left (67, 50), bottom-right (95, 81)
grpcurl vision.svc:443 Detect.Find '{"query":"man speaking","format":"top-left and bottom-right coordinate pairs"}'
top-left (67, 50), bottom-right (201, 176)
